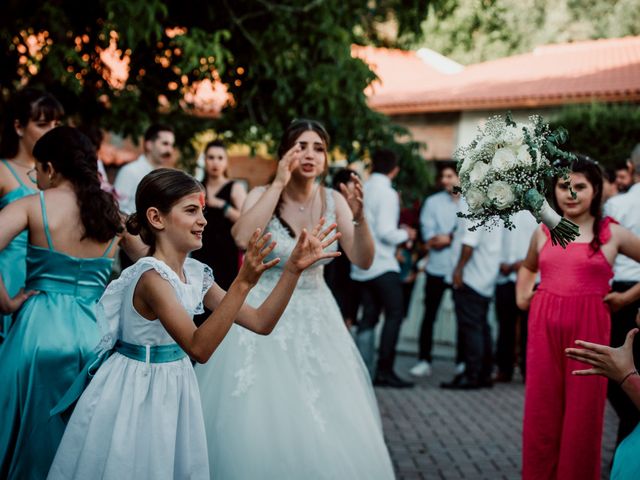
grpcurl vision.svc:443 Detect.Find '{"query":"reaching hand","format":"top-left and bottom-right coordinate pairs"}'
top-left (274, 143), bottom-right (302, 188)
top-left (236, 229), bottom-right (280, 287)
top-left (565, 328), bottom-right (638, 383)
top-left (0, 288), bottom-right (38, 314)
top-left (286, 218), bottom-right (341, 274)
top-left (339, 173), bottom-right (365, 222)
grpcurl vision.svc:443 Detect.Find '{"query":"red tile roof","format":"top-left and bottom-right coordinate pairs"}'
top-left (364, 36), bottom-right (640, 114)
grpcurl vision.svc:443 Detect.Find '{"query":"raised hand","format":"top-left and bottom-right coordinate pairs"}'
top-left (273, 143), bottom-right (302, 188)
top-left (286, 218), bottom-right (341, 274)
top-left (339, 173), bottom-right (365, 222)
top-left (565, 328), bottom-right (638, 383)
top-left (236, 229), bottom-right (280, 287)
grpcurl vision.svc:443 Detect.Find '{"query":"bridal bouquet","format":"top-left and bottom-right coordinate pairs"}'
top-left (454, 113), bottom-right (579, 247)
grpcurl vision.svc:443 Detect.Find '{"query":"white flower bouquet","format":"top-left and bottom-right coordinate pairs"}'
top-left (454, 113), bottom-right (579, 248)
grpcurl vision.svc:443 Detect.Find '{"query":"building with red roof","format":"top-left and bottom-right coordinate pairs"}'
top-left (358, 36), bottom-right (640, 161)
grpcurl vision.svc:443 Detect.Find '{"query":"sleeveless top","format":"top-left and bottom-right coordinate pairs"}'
top-left (25, 192), bottom-right (116, 301)
top-left (0, 160), bottom-right (37, 336)
top-left (537, 217), bottom-right (615, 298)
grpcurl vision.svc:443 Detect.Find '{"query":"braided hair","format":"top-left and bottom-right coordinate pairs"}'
top-left (125, 168), bottom-right (203, 254)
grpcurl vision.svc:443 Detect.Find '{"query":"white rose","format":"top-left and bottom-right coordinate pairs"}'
top-left (516, 145), bottom-right (533, 166)
top-left (491, 147), bottom-right (517, 171)
top-left (466, 187), bottom-right (487, 212)
top-left (469, 161), bottom-right (490, 183)
top-left (487, 181), bottom-right (515, 210)
top-left (459, 154), bottom-right (475, 175)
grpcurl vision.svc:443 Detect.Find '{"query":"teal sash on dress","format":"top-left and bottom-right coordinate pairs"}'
top-left (51, 340), bottom-right (186, 417)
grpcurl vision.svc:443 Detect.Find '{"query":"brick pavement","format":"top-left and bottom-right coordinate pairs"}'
top-left (376, 355), bottom-right (618, 480)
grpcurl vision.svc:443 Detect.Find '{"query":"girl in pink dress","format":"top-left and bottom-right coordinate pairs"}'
top-left (517, 156), bottom-right (640, 480)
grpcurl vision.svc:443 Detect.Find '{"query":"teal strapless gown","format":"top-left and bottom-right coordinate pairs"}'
top-left (0, 213), bottom-right (115, 479)
top-left (612, 422), bottom-right (640, 479)
top-left (0, 159), bottom-right (36, 342)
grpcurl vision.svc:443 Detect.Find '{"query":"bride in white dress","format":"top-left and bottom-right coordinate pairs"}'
top-left (196, 119), bottom-right (396, 479)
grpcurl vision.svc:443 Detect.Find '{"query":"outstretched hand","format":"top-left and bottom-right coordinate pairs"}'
top-left (339, 173), bottom-right (365, 222)
top-left (565, 328), bottom-right (638, 383)
top-left (0, 288), bottom-right (38, 315)
top-left (286, 218), bottom-right (341, 274)
top-left (236, 229), bottom-right (280, 287)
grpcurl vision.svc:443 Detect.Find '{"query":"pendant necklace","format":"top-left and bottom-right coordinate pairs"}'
top-left (294, 185), bottom-right (318, 212)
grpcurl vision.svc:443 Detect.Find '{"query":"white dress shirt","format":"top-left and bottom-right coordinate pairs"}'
top-left (351, 173), bottom-right (409, 282)
top-left (604, 183), bottom-right (640, 282)
top-left (113, 155), bottom-right (154, 214)
top-left (447, 200), bottom-right (502, 298)
top-left (419, 190), bottom-right (459, 277)
top-left (497, 211), bottom-right (540, 284)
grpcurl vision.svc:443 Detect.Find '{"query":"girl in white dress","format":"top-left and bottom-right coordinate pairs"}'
top-left (196, 119), bottom-right (397, 479)
top-left (48, 168), bottom-right (340, 480)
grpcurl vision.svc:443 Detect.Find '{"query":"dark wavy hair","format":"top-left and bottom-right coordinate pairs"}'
top-left (275, 119), bottom-right (331, 237)
top-left (126, 168), bottom-right (203, 254)
top-left (32, 126), bottom-right (122, 242)
top-left (552, 154), bottom-right (604, 253)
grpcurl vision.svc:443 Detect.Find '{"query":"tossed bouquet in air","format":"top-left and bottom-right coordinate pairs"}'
top-left (454, 113), bottom-right (579, 248)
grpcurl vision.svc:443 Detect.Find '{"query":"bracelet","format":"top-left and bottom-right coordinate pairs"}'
top-left (619, 370), bottom-right (638, 387)
top-left (352, 217), bottom-right (364, 227)
top-left (222, 202), bottom-right (231, 214)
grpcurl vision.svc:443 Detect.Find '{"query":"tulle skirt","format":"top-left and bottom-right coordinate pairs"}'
top-left (196, 270), bottom-right (395, 479)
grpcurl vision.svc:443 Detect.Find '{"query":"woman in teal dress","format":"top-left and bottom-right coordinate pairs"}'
top-left (0, 88), bottom-right (63, 341)
top-left (0, 126), bottom-right (124, 479)
top-left (566, 320), bottom-right (640, 479)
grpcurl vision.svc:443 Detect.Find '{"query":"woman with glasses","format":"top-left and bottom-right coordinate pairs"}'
top-left (0, 88), bottom-right (63, 341)
top-left (0, 127), bottom-right (124, 479)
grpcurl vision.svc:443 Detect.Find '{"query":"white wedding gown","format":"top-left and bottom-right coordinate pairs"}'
top-left (196, 191), bottom-right (395, 479)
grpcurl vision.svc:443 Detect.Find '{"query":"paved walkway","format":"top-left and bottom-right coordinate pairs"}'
top-left (376, 355), bottom-right (618, 480)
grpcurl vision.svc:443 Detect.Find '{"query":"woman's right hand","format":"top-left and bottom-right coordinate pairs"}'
top-left (235, 229), bottom-right (280, 287)
top-left (273, 143), bottom-right (302, 188)
top-left (565, 328), bottom-right (638, 383)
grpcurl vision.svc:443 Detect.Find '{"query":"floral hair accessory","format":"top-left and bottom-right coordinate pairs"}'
top-left (454, 112), bottom-right (580, 248)
top-left (199, 192), bottom-right (205, 208)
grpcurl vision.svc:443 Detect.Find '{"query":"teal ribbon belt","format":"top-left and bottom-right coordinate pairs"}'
top-left (51, 340), bottom-right (186, 417)
top-left (26, 278), bottom-right (105, 298)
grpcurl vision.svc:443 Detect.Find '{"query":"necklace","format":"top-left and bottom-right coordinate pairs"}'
top-left (290, 185), bottom-right (318, 212)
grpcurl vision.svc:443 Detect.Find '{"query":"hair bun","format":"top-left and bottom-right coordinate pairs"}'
top-left (125, 212), bottom-right (141, 235)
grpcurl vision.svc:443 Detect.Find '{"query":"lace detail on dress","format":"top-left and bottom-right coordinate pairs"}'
top-left (95, 257), bottom-right (210, 354)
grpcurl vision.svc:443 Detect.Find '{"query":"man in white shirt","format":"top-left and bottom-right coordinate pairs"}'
top-left (604, 153), bottom-right (640, 446)
top-left (114, 124), bottom-right (176, 215)
top-left (440, 205), bottom-right (502, 390)
top-left (494, 211), bottom-right (538, 383)
top-left (352, 149), bottom-right (416, 388)
top-left (410, 162), bottom-right (460, 378)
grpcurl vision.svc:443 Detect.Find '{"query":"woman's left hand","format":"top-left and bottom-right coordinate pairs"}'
top-left (565, 328), bottom-right (638, 383)
top-left (339, 173), bottom-right (365, 223)
top-left (286, 218), bottom-right (341, 274)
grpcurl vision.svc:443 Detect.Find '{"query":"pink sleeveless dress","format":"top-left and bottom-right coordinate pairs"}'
top-left (523, 217), bottom-right (615, 480)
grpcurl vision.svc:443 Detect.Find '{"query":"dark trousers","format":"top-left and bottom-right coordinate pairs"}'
top-left (607, 281), bottom-right (640, 446)
top-left (357, 272), bottom-right (405, 375)
top-left (453, 284), bottom-right (492, 382)
top-left (495, 281), bottom-right (522, 379)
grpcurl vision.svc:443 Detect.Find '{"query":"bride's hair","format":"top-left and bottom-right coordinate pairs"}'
top-left (126, 168), bottom-right (203, 254)
top-left (274, 119), bottom-right (331, 238)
